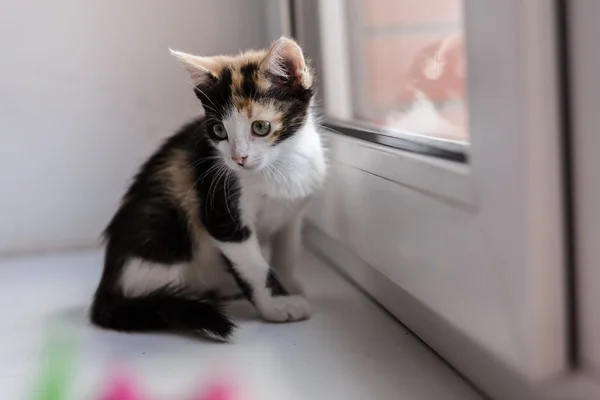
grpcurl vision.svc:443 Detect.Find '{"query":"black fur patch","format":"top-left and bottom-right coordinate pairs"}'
top-left (189, 127), bottom-right (251, 243)
top-left (221, 254), bottom-right (254, 304)
top-left (240, 62), bottom-right (259, 97)
top-left (195, 68), bottom-right (234, 122)
top-left (274, 99), bottom-right (310, 144)
top-left (266, 271), bottom-right (289, 297)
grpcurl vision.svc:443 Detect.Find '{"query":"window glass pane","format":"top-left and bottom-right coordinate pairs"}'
top-left (352, 0), bottom-right (468, 143)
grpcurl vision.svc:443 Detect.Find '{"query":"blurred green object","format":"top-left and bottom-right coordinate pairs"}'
top-left (30, 325), bottom-right (77, 400)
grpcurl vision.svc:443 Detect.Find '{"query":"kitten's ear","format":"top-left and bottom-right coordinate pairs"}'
top-left (170, 49), bottom-right (221, 86)
top-left (261, 37), bottom-right (312, 89)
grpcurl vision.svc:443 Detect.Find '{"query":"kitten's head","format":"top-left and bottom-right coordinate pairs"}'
top-left (171, 37), bottom-right (314, 172)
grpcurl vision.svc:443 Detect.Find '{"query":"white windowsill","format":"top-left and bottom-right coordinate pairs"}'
top-left (0, 249), bottom-right (482, 400)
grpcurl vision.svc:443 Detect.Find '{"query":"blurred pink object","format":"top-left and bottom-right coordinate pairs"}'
top-left (96, 368), bottom-right (238, 400)
top-left (191, 381), bottom-right (236, 400)
top-left (99, 370), bottom-right (142, 400)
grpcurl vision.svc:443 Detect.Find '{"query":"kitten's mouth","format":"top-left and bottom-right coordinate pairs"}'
top-left (242, 165), bottom-right (261, 172)
top-left (228, 161), bottom-right (261, 172)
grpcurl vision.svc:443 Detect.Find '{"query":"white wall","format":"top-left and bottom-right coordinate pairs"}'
top-left (0, 0), bottom-right (268, 256)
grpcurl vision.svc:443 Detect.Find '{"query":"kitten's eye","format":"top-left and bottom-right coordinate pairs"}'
top-left (251, 120), bottom-right (271, 137)
top-left (211, 123), bottom-right (227, 140)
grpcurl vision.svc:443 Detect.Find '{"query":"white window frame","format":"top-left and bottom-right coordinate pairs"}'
top-left (570, 0), bottom-right (600, 388)
top-left (288, 0), bottom-right (582, 398)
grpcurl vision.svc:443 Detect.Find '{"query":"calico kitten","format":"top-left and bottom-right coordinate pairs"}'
top-left (90, 37), bottom-right (326, 340)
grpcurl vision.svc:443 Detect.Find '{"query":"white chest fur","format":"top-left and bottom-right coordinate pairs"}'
top-left (238, 119), bottom-right (326, 238)
top-left (239, 179), bottom-right (311, 239)
top-left (255, 196), bottom-right (306, 237)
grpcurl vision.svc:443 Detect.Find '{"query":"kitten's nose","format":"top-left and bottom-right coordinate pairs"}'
top-left (231, 155), bottom-right (248, 166)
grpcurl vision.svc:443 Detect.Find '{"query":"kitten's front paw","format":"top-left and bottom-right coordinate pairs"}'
top-left (258, 295), bottom-right (311, 322)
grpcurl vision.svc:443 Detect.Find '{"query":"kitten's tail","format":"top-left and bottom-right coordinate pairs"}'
top-left (90, 286), bottom-right (235, 340)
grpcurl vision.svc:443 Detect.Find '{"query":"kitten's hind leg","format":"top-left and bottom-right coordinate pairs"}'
top-left (217, 235), bottom-right (311, 323)
top-left (90, 258), bottom-right (235, 339)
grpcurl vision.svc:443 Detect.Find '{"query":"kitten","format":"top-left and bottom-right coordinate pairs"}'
top-left (90, 37), bottom-right (326, 340)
